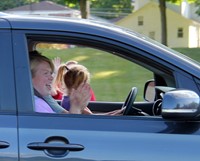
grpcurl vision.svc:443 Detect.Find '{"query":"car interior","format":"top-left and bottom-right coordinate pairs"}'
top-left (27, 36), bottom-right (177, 117)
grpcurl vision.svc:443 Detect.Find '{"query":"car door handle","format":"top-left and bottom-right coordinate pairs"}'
top-left (0, 141), bottom-right (9, 149)
top-left (27, 142), bottom-right (84, 151)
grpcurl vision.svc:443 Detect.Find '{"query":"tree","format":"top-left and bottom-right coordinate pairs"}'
top-left (53, 0), bottom-right (89, 18)
top-left (57, 0), bottom-right (133, 19)
top-left (194, 0), bottom-right (200, 15)
top-left (158, 0), bottom-right (197, 46)
top-left (0, 0), bottom-right (41, 11)
top-left (90, 0), bottom-right (133, 19)
top-left (159, 0), bottom-right (167, 46)
top-left (79, 0), bottom-right (90, 19)
top-left (0, 0), bottom-right (22, 10)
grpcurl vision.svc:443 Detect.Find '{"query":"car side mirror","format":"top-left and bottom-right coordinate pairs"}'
top-left (162, 89), bottom-right (200, 120)
top-left (144, 80), bottom-right (155, 102)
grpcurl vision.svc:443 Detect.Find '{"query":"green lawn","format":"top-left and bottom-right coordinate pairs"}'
top-left (41, 47), bottom-right (200, 102)
top-left (173, 47), bottom-right (200, 62)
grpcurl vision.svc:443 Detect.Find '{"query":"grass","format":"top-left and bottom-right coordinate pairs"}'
top-left (173, 47), bottom-right (200, 62)
top-left (40, 46), bottom-right (200, 102)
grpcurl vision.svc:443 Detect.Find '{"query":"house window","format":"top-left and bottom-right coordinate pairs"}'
top-left (177, 28), bottom-right (183, 38)
top-left (149, 31), bottom-right (155, 40)
top-left (138, 16), bottom-right (143, 26)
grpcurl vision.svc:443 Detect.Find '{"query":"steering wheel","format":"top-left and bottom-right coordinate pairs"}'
top-left (152, 99), bottom-right (162, 116)
top-left (122, 87), bottom-right (137, 115)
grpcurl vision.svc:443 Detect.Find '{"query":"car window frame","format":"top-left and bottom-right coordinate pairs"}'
top-left (14, 30), bottom-right (177, 114)
top-left (0, 30), bottom-right (17, 113)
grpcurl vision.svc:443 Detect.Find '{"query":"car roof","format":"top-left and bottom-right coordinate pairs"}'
top-left (0, 13), bottom-right (200, 79)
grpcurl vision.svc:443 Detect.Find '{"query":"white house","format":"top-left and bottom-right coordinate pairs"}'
top-left (116, 0), bottom-right (200, 48)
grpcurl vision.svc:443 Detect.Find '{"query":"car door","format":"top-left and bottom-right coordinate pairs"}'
top-left (17, 113), bottom-right (200, 161)
top-left (13, 29), bottom-right (200, 161)
top-left (0, 23), bottom-right (18, 160)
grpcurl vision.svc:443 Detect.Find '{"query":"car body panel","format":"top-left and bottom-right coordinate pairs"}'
top-left (19, 114), bottom-right (200, 161)
top-left (0, 18), bottom-right (11, 29)
top-left (0, 28), bottom-right (18, 160)
top-left (0, 30), bottom-right (16, 110)
top-left (0, 115), bottom-right (18, 160)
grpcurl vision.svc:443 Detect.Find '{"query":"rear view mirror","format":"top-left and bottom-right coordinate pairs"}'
top-left (144, 80), bottom-right (155, 102)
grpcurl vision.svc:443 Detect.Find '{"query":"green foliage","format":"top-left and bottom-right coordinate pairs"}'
top-left (166, 0), bottom-right (199, 15)
top-left (165, 0), bottom-right (200, 19)
top-left (52, 0), bottom-right (79, 8)
top-left (0, 0), bottom-right (41, 11)
top-left (90, 0), bottom-right (133, 19)
top-left (0, 0), bottom-right (23, 10)
top-left (167, 0), bottom-right (196, 4)
top-left (56, 0), bottom-right (133, 19)
top-left (195, 0), bottom-right (200, 15)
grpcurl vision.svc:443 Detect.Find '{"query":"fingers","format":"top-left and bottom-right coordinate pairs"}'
top-left (52, 57), bottom-right (61, 72)
top-left (77, 82), bottom-right (91, 94)
top-left (69, 83), bottom-right (91, 114)
top-left (83, 107), bottom-right (93, 114)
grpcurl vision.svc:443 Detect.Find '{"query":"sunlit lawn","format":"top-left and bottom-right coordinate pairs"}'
top-left (41, 47), bottom-right (200, 102)
top-left (173, 48), bottom-right (200, 62)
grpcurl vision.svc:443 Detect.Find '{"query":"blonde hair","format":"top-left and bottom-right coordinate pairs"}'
top-left (55, 64), bottom-right (90, 94)
top-left (66, 60), bottom-right (78, 66)
top-left (29, 50), bottom-right (54, 78)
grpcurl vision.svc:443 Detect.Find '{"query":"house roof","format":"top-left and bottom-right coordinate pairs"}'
top-left (4, 1), bottom-right (110, 23)
top-left (5, 0), bottom-right (72, 11)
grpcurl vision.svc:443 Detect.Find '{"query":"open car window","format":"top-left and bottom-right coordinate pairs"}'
top-left (27, 33), bottom-right (176, 116)
top-left (35, 42), bottom-right (154, 102)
